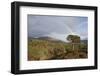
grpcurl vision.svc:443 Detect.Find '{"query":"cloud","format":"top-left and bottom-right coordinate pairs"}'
top-left (28, 15), bottom-right (88, 40)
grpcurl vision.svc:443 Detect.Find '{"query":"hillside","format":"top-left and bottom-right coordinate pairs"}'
top-left (29, 36), bottom-right (67, 43)
top-left (28, 37), bottom-right (88, 61)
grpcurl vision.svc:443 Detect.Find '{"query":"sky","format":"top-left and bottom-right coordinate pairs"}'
top-left (28, 15), bottom-right (88, 42)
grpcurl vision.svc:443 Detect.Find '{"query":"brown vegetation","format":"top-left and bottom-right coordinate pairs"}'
top-left (28, 39), bottom-right (87, 61)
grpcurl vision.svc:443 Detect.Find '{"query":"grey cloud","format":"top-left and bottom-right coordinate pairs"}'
top-left (28, 15), bottom-right (88, 39)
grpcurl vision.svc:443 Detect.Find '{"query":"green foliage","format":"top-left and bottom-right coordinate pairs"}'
top-left (67, 35), bottom-right (80, 43)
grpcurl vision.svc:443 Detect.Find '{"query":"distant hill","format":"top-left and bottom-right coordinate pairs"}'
top-left (81, 40), bottom-right (88, 44)
top-left (29, 36), bottom-right (87, 44)
top-left (29, 36), bottom-right (67, 43)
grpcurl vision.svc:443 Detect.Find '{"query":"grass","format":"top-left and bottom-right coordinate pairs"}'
top-left (28, 39), bottom-right (88, 61)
